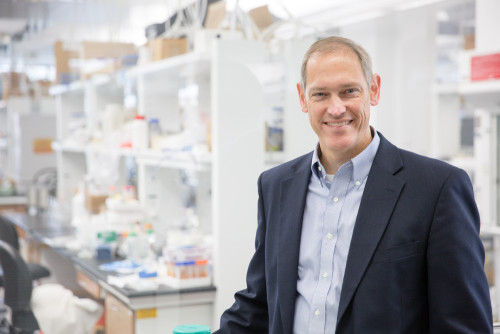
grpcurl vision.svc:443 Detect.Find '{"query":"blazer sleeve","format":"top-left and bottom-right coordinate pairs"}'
top-left (427, 168), bottom-right (493, 333)
top-left (214, 173), bottom-right (269, 333)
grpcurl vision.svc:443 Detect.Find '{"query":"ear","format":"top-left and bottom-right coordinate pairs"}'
top-left (297, 82), bottom-right (308, 113)
top-left (369, 74), bottom-right (381, 106)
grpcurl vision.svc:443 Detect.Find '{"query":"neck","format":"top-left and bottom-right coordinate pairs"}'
top-left (319, 153), bottom-right (347, 175)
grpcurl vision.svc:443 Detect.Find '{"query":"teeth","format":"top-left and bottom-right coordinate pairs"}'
top-left (326, 121), bottom-right (350, 126)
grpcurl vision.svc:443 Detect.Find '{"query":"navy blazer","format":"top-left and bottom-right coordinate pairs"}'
top-left (215, 133), bottom-right (493, 333)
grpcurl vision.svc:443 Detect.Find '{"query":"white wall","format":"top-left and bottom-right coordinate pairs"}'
top-left (341, 5), bottom-right (437, 156)
top-left (282, 38), bottom-right (318, 161)
top-left (476, 0), bottom-right (500, 52)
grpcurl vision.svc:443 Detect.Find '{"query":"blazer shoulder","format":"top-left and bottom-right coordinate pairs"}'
top-left (397, 147), bottom-right (469, 181)
top-left (260, 151), bottom-right (313, 183)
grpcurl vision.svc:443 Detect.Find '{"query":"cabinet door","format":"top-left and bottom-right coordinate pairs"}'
top-left (105, 293), bottom-right (135, 334)
top-left (76, 269), bottom-right (101, 299)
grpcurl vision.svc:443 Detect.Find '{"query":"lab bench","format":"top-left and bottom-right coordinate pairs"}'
top-left (0, 195), bottom-right (28, 213)
top-left (4, 212), bottom-right (216, 334)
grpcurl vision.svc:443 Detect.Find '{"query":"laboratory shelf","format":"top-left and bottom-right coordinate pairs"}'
top-left (126, 52), bottom-right (210, 79)
top-left (49, 80), bottom-right (86, 96)
top-left (51, 38), bottom-right (270, 324)
top-left (459, 79), bottom-right (500, 96)
top-left (0, 196), bottom-right (27, 206)
top-left (431, 82), bottom-right (459, 95)
top-left (52, 139), bottom-right (211, 171)
top-left (135, 149), bottom-right (211, 171)
top-left (446, 155), bottom-right (475, 172)
top-left (51, 141), bottom-right (86, 154)
top-left (460, 79), bottom-right (500, 108)
top-left (432, 80), bottom-right (500, 96)
top-left (481, 224), bottom-right (500, 237)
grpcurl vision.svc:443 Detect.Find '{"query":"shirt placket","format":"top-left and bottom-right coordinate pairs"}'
top-left (308, 165), bottom-right (352, 333)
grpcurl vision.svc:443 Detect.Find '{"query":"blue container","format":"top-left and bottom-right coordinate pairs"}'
top-left (172, 325), bottom-right (211, 334)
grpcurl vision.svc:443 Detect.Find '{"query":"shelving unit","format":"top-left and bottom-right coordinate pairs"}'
top-left (51, 37), bottom-right (271, 330)
top-left (432, 44), bottom-right (500, 320)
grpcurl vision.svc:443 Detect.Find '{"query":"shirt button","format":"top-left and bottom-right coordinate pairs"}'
top-left (323, 272), bottom-right (328, 278)
top-left (327, 233), bottom-right (333, 240)
top-left (333, 197), bottom-right (339, 202)
top-left (315, 310), bottom-right (320, 316)
top-left (318, 166), bottom-right (322, 172)
top-left (356, 181), bottom-right (361, 186)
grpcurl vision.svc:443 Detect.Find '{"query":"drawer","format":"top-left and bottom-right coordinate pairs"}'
top-left (106, 293), bottom-right (134, 334)
top-left (76, 270), bottom-right (101, 299)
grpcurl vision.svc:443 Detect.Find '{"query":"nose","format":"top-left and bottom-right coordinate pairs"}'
top-left (327, 95), bottom-right (346, 116)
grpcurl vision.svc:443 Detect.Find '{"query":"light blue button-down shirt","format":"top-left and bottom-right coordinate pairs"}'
top-left (293, 130), bottom-right (380, 334)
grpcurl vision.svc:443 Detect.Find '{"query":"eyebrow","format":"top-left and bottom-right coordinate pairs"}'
top-left (308, 82), bottom-right (363, 93)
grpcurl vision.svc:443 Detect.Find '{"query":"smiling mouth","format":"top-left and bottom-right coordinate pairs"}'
top-left (325, 120), bottom-right (352, 127)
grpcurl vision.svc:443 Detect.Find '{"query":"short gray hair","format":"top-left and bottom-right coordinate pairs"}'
top-left (300, 36), bottom-right (373, 89)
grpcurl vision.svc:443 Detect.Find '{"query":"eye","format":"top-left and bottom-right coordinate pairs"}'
top-left (344, 88), bottom-right (360, 96)
top-left (311, 92), bottom-right (327, 99)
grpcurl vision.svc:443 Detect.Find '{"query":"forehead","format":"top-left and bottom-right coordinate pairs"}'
top-left (308, 47), bottom-right (361, 69)
top-left (306, 49), bottom-right (365, 85)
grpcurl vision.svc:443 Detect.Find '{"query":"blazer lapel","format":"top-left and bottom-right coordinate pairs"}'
top-left (337, 134), bottom-right (405, 326)
top-left (277, 154), bottom-right (312, 334)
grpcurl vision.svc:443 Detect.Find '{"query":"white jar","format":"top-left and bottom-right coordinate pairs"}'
top-left (132, 115), bottom-right (148, 150)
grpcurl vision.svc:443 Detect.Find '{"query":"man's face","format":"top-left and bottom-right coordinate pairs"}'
top-left (297, 49), bottom-right (381, 161)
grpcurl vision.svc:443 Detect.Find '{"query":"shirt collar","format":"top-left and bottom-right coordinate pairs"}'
top-left (311, 127), bottom-right (380, 186)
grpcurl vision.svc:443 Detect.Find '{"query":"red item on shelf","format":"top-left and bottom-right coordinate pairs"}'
top-left (471, 53), bottom-right (500, 81)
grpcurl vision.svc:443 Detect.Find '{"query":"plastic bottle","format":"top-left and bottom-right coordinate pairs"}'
top-left (126, 231), bottom-right (140, 262)
top-left (145, 227), bottom-right (157, 258)
top-left (126, 229), bottom-right (149, 262)
top-left (148, 118), bottom-right (162, 149)
top-left (132, 115), bottom-right (148, 150)
top-left (71, 182), bottom-right (86, 227)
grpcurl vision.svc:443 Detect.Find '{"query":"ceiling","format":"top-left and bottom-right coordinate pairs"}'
top-left (0, 0), bottom-right (469, 67)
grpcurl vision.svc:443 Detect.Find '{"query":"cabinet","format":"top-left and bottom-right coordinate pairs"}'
top-left (105, 293), bottom-right (134, 334)
top-left (432, 50), bottom-right (500, 322)
top-left (51, 37), bottom-right (271, 328)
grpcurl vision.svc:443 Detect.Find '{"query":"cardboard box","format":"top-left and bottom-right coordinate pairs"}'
top-left (1, 73), bottom-right (8, 100)
top-left (149, 38), bottom-right (188, 62)
top-left (464, 34), bottom-right (475, 50)
top-left (54, 41), bottom-right (80, 84)
top-left (0, 72), bottom-right (29, 100)
top-left (204, 3), bottom-right (273, 34)
top-left (31, 80), bottom-right (52, 98)
top-left (32, 138), bottom-right (54, 154)
top-left (80, 41), bottom-right (136, 59)
top-left (80, 59), bottom-right (120, 80)
top-left (85, 192), bottom-right (108, 214)
top-left (204, 1), bottom-right (226, 29)
top-left (249, 5), bottom-right (273, 31)
top-left (55, 41), bottom-right (137, 83)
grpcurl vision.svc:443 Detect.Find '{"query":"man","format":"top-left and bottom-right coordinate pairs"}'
top-left (214, 36), bottom-right (492, 333)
